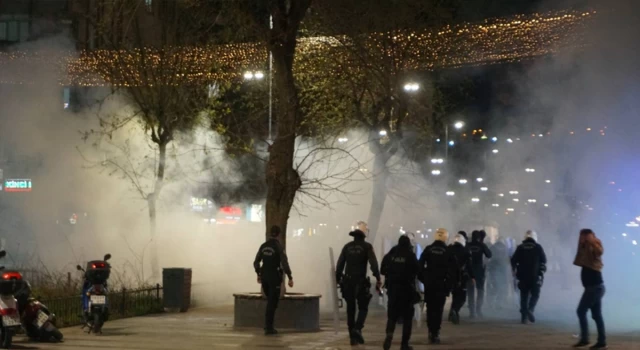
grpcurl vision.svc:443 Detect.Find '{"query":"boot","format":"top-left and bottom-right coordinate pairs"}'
top-left (430, 333), bottom-right (441, 344)
top-left (452, 311), bottom-right (460, 325)
top-left (352, 329), bottom-right (365, 344)
top-left (383, 335), bottom-right (392, 350)
top-left (527, 310), bottom-right (536, 323)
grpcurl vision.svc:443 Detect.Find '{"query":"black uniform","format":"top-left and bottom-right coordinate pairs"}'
top-left (487, 240), bottom-right (510, 310)
top-left (381, 237), bottom-right (419, 350)
top-left (511, 237), bottom-right (547, 323)
top-left (253, 237), bottom-right (292, 332)
top-left (448, 242), bottom-right (473, 323)
top-left (467, 231), bottom-right (492, 317)
top-left (418, 240), bottom-right (457, 342)
top-left (336, 230), bottom-right (381, 343)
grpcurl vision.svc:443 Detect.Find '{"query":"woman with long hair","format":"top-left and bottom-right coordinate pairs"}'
top-left (572, 229), bottom-right (607, 349)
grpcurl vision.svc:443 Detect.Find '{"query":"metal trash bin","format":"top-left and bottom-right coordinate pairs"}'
top-left (162, 268), bottom-right (192, 312)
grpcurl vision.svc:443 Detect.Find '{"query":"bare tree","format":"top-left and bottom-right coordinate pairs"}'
top-left (76, 0), bottom-right (226, 279)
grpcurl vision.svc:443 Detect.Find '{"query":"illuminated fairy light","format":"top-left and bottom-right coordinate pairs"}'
top-left (431, 169), bottom-right (441, 176)
top-left (492, 203), bottom-right (500, 207)
top-left (446, 191), bottom-right (455, 196)
top-left (480, 187), bottom-right (488, 191)
top-left (459, 179), bottom-right (468, 184)
top-left (476, 178), bottom-right (483, 182)
top-left (0, 10), bottom-right (596, 86)
top-left (509, 191), bottom-right (519, 195)
top-left (431, 158), bottom-right (444, 164)
top-left (492, 149), bottom-right (499, 154)
top-left (471, 197), bottom-right (480, 203)
top-left (528, 199), bottom-right (537, 203)
top-left (513, 198), bottom-right (520, 202)
top-left (507, 208), bottom-right (515, 212)
top-left (525, 168), bottom-right (536, 173)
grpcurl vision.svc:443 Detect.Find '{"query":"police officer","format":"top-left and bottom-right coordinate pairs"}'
top-left (448, 231), bottom-right (474, 325)
top-left (418, 228), bottom-right (457, 344)
top-left (253, 225), bottom-right (293, 335)
top-left (381, 235), bottom-right (419, 350)
top-left (467, 230), bottom-right (492, 318)
top-left (487, 237), bottom-right (510, 311)
top-left (336, 221), bottom-right (381, 345)
top-left (511, 230), bottom-right (547, 324)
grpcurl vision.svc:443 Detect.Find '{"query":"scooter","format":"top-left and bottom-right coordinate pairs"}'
top-left (0, 251), bottom-right (23, 348)
top-left (77, 254), bottom-right (111, 334)
top-left (15, 281), bottom-right (63, 342)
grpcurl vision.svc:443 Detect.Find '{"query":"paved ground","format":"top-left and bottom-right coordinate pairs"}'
top-left (13, 305), bottom-right (640, 350)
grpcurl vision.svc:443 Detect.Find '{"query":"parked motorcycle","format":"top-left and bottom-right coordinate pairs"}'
top-left (0, 250), bottom-right (23, 348)
top-left (77, 253), bottom-right (112, 334)
top-left (15, 281), bottom-right (63, 342)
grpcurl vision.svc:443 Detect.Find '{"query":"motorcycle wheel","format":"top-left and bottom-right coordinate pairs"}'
top-left (93, 313), bottom-right (104, 334)
top-left (0, 326), bottom-right (13, 349)
top-left (52, 329), bottom-right (64, 342)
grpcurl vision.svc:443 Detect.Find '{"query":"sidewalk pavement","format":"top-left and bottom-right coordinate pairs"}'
top-left (20, 305), bottom-right (640, 350)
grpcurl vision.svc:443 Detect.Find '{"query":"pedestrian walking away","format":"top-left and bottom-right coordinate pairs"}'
top-left (418, 228), bottom-right (457, 344)
top-left (253, 225), bottom-right (293, 335)
top-left (510, 230), bottom-right (547, 324)
top-left (336, 221), bottom-right (381, 346)
top-left (447, 231), bottom-right (474, 325)
top-left (572, 228), bottom-right (607, 350)
top-left (487, 237), bottom-right (510, 312)
top-left (381, 235), bottom-right (420, 350)
top-left (467, 230), bottom-right (492, 318)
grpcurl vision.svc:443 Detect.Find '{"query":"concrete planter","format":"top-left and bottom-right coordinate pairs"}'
top-left (233, 293), bottom-right (321, 331)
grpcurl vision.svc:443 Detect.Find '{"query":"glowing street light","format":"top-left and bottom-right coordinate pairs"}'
top-left (446, 191), bottom-right (455, 196)
top-left (525, 168), bottom-right (536, 173)
top-left (492, 149), bottom-right (499, 154)
top-left (254, 71), bottom-right (265, 79)
top-left (459, 179), bottom-right (468, 184)
top-left (379, 130), bottom-right (388, 136)
top-left (513, 198), bottom-right (520, 202)
top-left (528, 199), bottom-right (537, 203)
top-left (338, 137), bottom-right (348, 143)
top-left (506, 138), bottom-right (513, 143)
top-left (403, 82), bottom-right (420, 92)
top-left (480, 187), bottom-right (488, 191)
top-left (507, 208), bottom-right (515, 212)
top-left (492, 203), bottom-right (500, 207)
top-left (509, 191), bottom-right (519, 195)
top-left (545, 180), bottom-right (551, 183)
top-left (476, 178), bottom-right (483, 182)
top-left (448, 140), bottom-right (455, 146)
top-left (544, 204), bottom-right (549, 207)
top-left (431, 158), bottom-right (444, 164)
top-left (454, 121), bottom-right (465, 130)
top-left (243, 71), bottom-right (254, 80)
top-left (499, 193), bottom-right (505, 197)
top-left (471, 198), bottom-right (480, 203)
top-left (431, 170), bottom-right (441, 176)
top-left (491, 137), bottom-right (498, 142)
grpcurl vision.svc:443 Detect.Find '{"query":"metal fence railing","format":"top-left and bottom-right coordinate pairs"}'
top-left (42, 284), bottom-right (163, 328)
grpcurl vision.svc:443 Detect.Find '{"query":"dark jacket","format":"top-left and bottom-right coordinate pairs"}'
top-left (418, 240), bottom-right (457, 294)
top-left (253, 238), bottom-right (292, 281)
top-left (468, 232), bottom-right (492, 278)
top-left (336, 231), bottom-right (381, 284)
top-left (510, 238), bottom-right (547, 284)
top-left (448, 242), bottom-right (474, 288)
top-left (381, 245), bottom-right (419, 287)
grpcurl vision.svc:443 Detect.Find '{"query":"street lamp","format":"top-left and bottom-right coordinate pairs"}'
top-left (445, 120), bottom-right (464, 159)
top-left (403, 82), bottom-right (420, 92)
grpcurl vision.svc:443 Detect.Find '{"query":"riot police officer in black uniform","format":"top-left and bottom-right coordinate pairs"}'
top-left (381, 235), bottom-right (419, 350)
top-left (418, 228), bottom-right (457, 344)
top-left (511, 230), bottom-right (547, 324)
top-left (336, 221), bottom-right (381, 346)
top-left (448, 231), bottom-right (474, 325)
top-left (467, 230), bottom-right (492, 318)
top-left (253, 225), bottom-right (293, 335)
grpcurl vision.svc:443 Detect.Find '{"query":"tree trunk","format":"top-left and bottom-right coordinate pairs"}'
top-left (264, 42), bottom-right (302, 250)
top-left (148, 141), bottom-right (167, 281)
top-left (366, 150), bottom-right (390, 246)
top-left (262, 1), bottom-right (310, 250)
